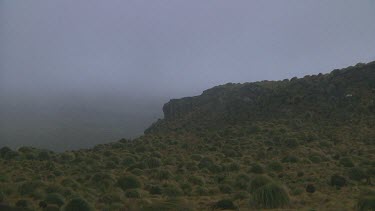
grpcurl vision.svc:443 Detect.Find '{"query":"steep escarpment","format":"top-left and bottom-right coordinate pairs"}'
top-left (149, 61), bottom-right (375, 134)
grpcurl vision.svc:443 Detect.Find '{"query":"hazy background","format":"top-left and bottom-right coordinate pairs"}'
top-left (1, 1), bottom-right (375, 151)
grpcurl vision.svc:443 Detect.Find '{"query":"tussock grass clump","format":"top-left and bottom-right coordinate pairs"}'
top-left (142, 198), bottom-right (195, 211)
top-left (357, 195), bottom-right (375, 211)
top-left (340, 157), bottom-right (355, 167)
top-left (125, 189), bottom-right (141, 198)
top-left (146, 157), bottom-right (162, 168)
top-left (248, 175), bottom-right (273, 193)
top-left (348, 167), bottom-right (367, 181)
top-left (214, 199), bottom-right (237, 210)
top-left (117, 175), bottom-right (142, 191)
top-left (268, 161), bottom-right (283, 172)
top-left (282, 155), bottom-right (299, 163)
top-left (330, 174), bottom-right (347, 188)
top-left (251, 182), bottom-right (290, 209)
top-left (44, 193), bottom-right (65, 207)
top-left (63, 197), bottom-right (93, 211)
top-left (16, 199), bottom-right (32, 208)
top-left (249, 163), bottom-right (264, 174)
top-left (162, 184), bottom-right (183, 197)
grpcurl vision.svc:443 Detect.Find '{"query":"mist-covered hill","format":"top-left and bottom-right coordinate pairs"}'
top-left (0, 61), bottom-right (374, 210)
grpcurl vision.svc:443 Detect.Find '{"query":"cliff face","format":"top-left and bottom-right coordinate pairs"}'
top-left (150, 61), bottom-right (375, 134)
top-left (163, 97), bottom-right (195, 120)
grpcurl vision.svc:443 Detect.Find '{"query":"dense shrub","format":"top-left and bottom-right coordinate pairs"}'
top-left (330, 175), bottom-right (347, 188)
top-left (122, 156), bottom-right (136, 166)
top-left (268, 161), bottom-right (283, 172)
top-left (249, 163), bottom-right (264, 174)
top-left (44, 205), bottom-right (60, 211)
top-left (214, 199), bottom-right (237, 210)
top-left (251, 182), bottom-right (290, 209)
top-left (0, 147), bottom-right (12, 158)
top-left (234, 173), bottom-right (250, 189)
top-left (162, 184), bottom-right (183, 197)
top-left (285, 138), bottom-right (299, 148)
top-left (233, 191), bottom-right (249, 200)
top-left (151, 169), bottom-right (172, 181)
top-left (219, 184), bottom-right (233, 194)
top-left (309, 155), bottom-right (322, 163)
top-left (190, 154), bottom-right (203, 161)
top-left (249, 175), bottom-right (273, 193)
top-left (117, 175), bottom-right (142, 190)
top-left (63, 198), bottom-right (93, 211)
top-left (0, 191), bottom-right (5, 203)
top-left (125, 189), bottom-right (141, 198)
top-left (348, 167), bottom-right (367, 181)
top-left (146, 157), bottom-right (162, 168)
top-left (149, 185), bottom-right (163, 195)
top-left (305, 184), bottom-right (316, 193)
top-left (38, 151), bottom-right (51, 160)
top-left (357, 195), bottom-right (375, 211)
top-left (282, 155), bottom-right (299, 163)
top-left (188, 175), bottom-right (205, 186)
top-left (142, 198), bottom-right (195, 211)
top-left (45, 193), bottom-right (65, 207)
top-left (340, 157), bottom-right (355, 167)
top-left (16, 199), bottom-right (31, 208)
top-left (18, 180), bottom-right (44, 196)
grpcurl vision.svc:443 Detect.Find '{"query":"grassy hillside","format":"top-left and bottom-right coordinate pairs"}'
top-left (1, 61), bottom-right (375, 210)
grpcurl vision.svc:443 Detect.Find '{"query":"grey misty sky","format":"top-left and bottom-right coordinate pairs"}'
top-left (1, 0), bottom-right (375, 99)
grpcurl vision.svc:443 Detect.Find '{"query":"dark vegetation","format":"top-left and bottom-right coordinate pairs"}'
top-left (0, 61), bottom-right (374, 210)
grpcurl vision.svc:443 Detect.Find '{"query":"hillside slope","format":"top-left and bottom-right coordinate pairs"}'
top-left (0, 61), bottom-right (375, 210)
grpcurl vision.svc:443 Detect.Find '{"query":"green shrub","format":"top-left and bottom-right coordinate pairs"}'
top-left (234, 173), bottom-right (250, 189)
top-left (268, 161), bottom-right (283, 172)
top-left (309, 155), bottom-right (322, 163)
top-left (249, 163), bottom-right (264, 174)
top-left (285, 138), bottom-right (299, 148)
top-left (45, 204), bottom-right (61, 211)
top-left (99, 192), bottom-right (122, 204)
top-left (340, 157), bottom-right (355, 167)
top-left (149, 185), bottom-right (163, 195)
top-left (0, 147), bottom-right (12, 158)
top-left (194, 186), bottom-right (209, 196)
top-left (142, 198), bottom-right (195, 211)
top-left (151, 169), bottom-right (172, 181)
top-left (330, 174), bottom-right (346, 188)
top-left (122, 156), bottom-right (136, 166)
top-left (125, 189), bottom-right (141, 198)
top-left (233, 191), bottom-right (249, 200)
top-left (45, 193), bottom-right (65, 207)
top-left (282, 155), bottom-right (299, 163)
top-left (146, 157), bottom-right (162, 168)
top-left (348, 167), bottom-right (367, 181)
top-left (249, 175), bottom-right (273, 193)
top-left (214, 199), bottom-right (237, 210)
top-left (39, 201), bottom-right (47, 208)
top-left (357, 195), bottom-right (375, 211)
top-left (4, 150), bottom-right (19, 160)
top-left (190, 154), bottom-right (202, 161)
top-left (188, 175), bottom-right (205, 186)
top-left (63, 197), bottom-right (93, 211)
top-left (219, 184), bottom-right (233, 194)
top-left (162, 184), bottom-right (183, 197)
top-left (251, 182), bottom-right (290, 208)
top-left (117, 175), bottom-right (142, 190)
top-left (38, 151), bottom-right (51, 160)
top-left (18, 180), bottom-right (44, 196)
top-left (16, 199), bottom-right (31, 208)
top-left (0, 191), bottom-right (5, 203)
